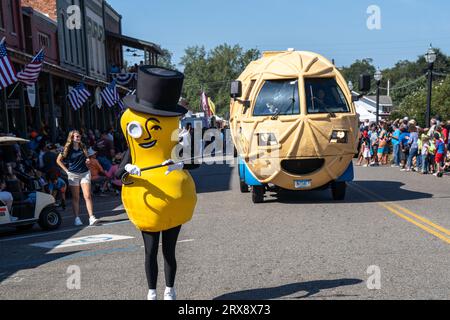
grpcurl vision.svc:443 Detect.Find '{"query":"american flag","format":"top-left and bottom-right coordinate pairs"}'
top-left (0, 42), bottom-right (18, 89)
top-left (101, 80), bottom-right (124, 109)
top-left (68, 83), bottom-right (91, 110)
top-left (17, 50), bottom-right (45, 86)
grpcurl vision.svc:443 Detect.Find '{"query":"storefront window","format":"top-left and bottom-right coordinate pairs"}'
top-left (8, 0), bottom-right (15, 33)
top-left (0, 1), bottom-right (4, 29)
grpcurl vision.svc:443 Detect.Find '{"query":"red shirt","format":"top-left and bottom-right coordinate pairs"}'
top-left (442, 128), bottom-right (448, 144)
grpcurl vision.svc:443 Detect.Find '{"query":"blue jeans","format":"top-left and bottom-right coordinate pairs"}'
top-left (422, 154), bottom-right (429, 173)
top-left (393, 144), bottom-right (400, 166)
top-left (407, 147), bottom-right (418, 169)
top-left (416, 152), bottom-right (422, 170)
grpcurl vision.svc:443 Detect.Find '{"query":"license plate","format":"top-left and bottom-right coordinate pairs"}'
top-left (294, 180), bottom-right (312, 189)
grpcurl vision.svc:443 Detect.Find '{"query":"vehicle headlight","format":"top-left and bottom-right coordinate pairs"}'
top-left (258, 133), bottom-right (278, 146)
top-left (330, 130), bottom-right (348, 144)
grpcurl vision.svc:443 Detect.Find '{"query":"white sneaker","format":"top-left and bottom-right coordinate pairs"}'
top-left (89, 216), bottom-right (100, 226)
top-left (147, 289), bottom-right (157, 301)
top-left (74, 217), bottom-right (83, 226)
top-left (164, 287), bottom-right (176, 300)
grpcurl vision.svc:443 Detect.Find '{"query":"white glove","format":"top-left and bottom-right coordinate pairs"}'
top-left (125, 164), bottom-right (142, 176)
top-left (162, 160), bottom-right (184, 176)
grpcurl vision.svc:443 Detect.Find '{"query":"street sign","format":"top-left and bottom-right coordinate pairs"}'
top-left (31, 234), bottom-right (134, 249)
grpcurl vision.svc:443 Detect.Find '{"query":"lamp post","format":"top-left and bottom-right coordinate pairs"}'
top-left (424, 45), bottom-right (436, 128)
top-left (374, 69), bottom-right (383, 125)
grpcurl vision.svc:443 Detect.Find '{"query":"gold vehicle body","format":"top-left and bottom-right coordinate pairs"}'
top-left (230, 51), bottom-right (359, 191)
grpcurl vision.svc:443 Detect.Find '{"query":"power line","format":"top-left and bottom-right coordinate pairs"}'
top-left (379, 75), bottom-right (427, 91)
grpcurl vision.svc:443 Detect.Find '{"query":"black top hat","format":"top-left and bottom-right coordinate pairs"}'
top-left (124, 65), bottom-right (188, 117)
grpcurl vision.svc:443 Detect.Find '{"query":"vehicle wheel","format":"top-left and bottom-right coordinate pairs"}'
top-left (38, 207), bottom-right (62, 231)
top-left (331, 182), bottom-right (347, 201)
top-left (252, 186), bottom-right (265, 204)
top-left (240, 180), bottom-right (250, 193)
top-left (16, 224), bottom-right (35, 231)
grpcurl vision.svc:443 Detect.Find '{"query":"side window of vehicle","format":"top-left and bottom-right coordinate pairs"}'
top-left (243, 80), bottom-right (256, 114)
top-left (253, 80), bottom-right (300, 117)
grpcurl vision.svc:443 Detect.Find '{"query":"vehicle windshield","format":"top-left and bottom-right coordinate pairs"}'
top-left (253, 79), bottom-right (300, 117)
top-left (305, 78), bottom-right (350, 114)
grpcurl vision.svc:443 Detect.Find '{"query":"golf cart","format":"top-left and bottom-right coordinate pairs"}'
top-left (0, 137), bottom-right (61, 231)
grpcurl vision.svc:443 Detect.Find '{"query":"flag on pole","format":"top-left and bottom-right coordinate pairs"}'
top-left (112, 73), bottom-right (137, 86)
top-left (101, 80), bottom-right (124, 109)
top-left (68, 83), bottom-right (91, 110)
top-left (201, 92), bottom-right (212, 117)
top-left (17, 50), bottom-right (45, 86)
top-left (208, 97), bottom-right (216, 115)
top-left (0, 41), bottom-right (18, 89)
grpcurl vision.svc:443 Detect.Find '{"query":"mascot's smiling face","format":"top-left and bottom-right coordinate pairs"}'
top-left (121, 108), bottom-right (179, 167)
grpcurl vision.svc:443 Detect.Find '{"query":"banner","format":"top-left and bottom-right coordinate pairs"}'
top-left (26, 84), bottom-right (36, 107)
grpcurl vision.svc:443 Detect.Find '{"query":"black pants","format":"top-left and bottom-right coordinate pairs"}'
top-left (142, 225), bottom-right (181, 289)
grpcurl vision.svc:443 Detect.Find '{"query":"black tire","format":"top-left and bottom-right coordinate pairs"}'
top-left (38, 207), bottom-right (62, 231)
top-left (240, 180), bottom-right (250, 193)
top-left (16, 224), bottom-right (35, 231)
top-left (252, 186), bottom-right (265, 204)
top-left (331, 182), bottom-right (347, 201)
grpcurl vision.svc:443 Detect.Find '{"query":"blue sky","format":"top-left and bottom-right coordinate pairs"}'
top-left (108, 0), bottom-right (450, 69)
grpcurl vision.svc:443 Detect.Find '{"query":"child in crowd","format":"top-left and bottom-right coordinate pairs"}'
top-left (361, 133), bottom-right (372, 167)
top-left (377, 130), bottom-right (388, 165)
top-left (47, 172), bottom-right (67, 210)
top-left (106, 153), bottom-right (123, 195)
top-left (421, 135), bottom-right (430, 174)
top-left (434, 133), bottom-right (446, 178)
top-left (428, 137), bottom-right (436, 174)
top-left (444, 150), bottom-right (450, 173)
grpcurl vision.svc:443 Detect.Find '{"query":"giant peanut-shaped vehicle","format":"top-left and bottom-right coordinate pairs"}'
top-left (230, 50), bottom-right (360, 203)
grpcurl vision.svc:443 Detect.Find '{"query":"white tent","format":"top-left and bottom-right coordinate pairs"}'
top-left (355, 101), bottom-right (376, 122)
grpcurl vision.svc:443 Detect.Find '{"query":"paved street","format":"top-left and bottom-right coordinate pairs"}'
top-left (1, 161), bottom-right (449, 300)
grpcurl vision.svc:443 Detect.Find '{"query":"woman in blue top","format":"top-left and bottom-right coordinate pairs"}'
top-left (57, 131), bottom-right (99, 227)
top-left (406, 125), bottom-right (419, 172)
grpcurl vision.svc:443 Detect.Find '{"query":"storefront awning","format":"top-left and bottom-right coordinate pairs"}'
top-left (106, 31), bottom-right (163, 55)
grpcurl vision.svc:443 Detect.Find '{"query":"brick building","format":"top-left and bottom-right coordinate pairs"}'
top-left (21, 0), bottom-right (56, 20)
top-left (0, 0), bottom-right (163, 141)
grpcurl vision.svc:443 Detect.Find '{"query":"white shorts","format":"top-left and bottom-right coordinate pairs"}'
top-left (68, 171), bottom-right (91, 187)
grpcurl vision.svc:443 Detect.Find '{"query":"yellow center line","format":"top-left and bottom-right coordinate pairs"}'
top-left (348, 183), bottom-right (450, 245)
top-left (377, 203), bottom-right (450, 245)
top-left (389, 203), bottom-right (450, 237)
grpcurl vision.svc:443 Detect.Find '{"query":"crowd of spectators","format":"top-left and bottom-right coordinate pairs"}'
top-left (357, 117), bottom-right (450, 177)
top-left (0, 126), bottom-right (127, 211)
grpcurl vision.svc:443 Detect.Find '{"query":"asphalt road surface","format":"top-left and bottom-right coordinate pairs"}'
top-left (1, 161), bottom-right (449, 300)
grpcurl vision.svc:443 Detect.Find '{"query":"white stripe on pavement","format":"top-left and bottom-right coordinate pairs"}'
top-left (0, 220), bottom-right (131, 243)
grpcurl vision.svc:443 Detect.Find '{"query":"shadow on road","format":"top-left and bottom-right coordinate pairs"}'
top-left (0, 194), bottom-right (126, 284)
top-left (213, 278), bottom-right (363, 300)
top-left (270, 180), bottom-right (433, 204)
top-left (189, 163), bottom-right (234, 194)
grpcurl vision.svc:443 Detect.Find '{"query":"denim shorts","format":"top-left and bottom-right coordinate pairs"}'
top-left (67, 171), bottom-right (91, 187)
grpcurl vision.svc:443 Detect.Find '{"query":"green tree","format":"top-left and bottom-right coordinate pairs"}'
top-left (340, 59), bottom-right (376, 90)
top-left (383, 48), bottom-right (450, 106)
top-left (158, 48), bottom-right (176, 69)
top-left (180, 44), bottom-right (260, 117)
top-left (394, 75), bottom-right (450, 126)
